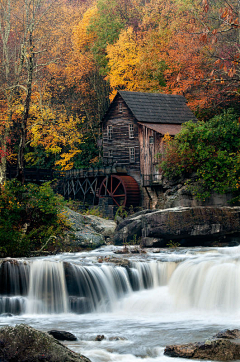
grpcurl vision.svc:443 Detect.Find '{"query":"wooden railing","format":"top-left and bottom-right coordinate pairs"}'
top-left (6, 167), bottom-right (64, 183)
top-left (142, 174), bottom-right (162, 187)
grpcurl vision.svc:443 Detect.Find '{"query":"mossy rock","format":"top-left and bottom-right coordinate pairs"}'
top-left (0, 324), bottom-right (91, 362)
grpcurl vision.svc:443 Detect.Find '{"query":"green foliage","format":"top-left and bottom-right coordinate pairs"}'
top-left (166, 240), bottom-right (181, 248)
top-left (73, 131), bottom-right (102, 169)
top-left (0, 180), bottom-right (68, 257)
top-left (129, 234), bottom-right (142, 245)
top-left (87, 0), bottom-right (126, 73)
top-left (82, 206), bottom-right (103, 217)
top-left (114, 205), bottom-right (128, 220)
top-left (160, 109), bottom-right (240, 201)
top-left (88, 0), bottom-right (142, 74)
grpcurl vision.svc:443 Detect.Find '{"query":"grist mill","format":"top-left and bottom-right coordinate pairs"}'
top-left (59, 90), bottom-right (196, 214)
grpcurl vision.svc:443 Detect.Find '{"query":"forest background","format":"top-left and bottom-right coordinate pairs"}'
top-left (0, 0), bottom-right (239, 184)
top-left (0, 0), bottom-right (240, 256)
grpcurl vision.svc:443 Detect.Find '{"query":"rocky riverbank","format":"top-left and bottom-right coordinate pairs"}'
top-left (113, 206), bottom-right (240, 247)
top-left (42, 205), bottom-right (240, 253)
top-left (62, 207), bottom-right (116, 250)
top-left (2, 324), bottom-right (240, 361)
top-left (165, 329), bottom-right (240, 360)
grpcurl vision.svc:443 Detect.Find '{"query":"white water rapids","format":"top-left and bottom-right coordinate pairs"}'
top-left (1, 245), bottom-right (240, 362)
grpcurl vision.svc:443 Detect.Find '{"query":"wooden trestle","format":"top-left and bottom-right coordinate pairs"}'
top-left (57, 165), bottom-right (129, 206)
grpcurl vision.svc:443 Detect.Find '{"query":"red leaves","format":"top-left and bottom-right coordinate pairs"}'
top-left (228, 67), bottom-right (236, 78)
top-left (202, 0), bottom-right (209, 13)
top-left (211, 35), bottom-right (217, 45)
top-left (199, 33), bottom-right (208, 43)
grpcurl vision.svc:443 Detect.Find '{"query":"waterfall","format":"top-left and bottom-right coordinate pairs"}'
top-left (131, 261), bottom-right (177, 289)
top-left (0, 258), bottom-right (176, 315)
top-left (169, 258), bottom-right (240, 312)
top-left (0, 260), bottom-right (29, 314)
top-left (1, 250), bottom-right (240, 316)
top-left (0, 259), bottom-right (29, 296)
top-left (66, 264), bottom-right (133, 313)
top-left (26, 260), bottom-right (69, 314)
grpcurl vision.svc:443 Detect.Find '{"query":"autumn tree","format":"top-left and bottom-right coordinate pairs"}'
top-left (63, 4), bottom-right (110, 166)
top-left (0, 0), bottom-right (76, 183)
top-left (199, 0), bottom-right (240, 107)
top-left (0, 0), bottom-right (18, 184)
top-left (106, 27), bottom-right (167, 94)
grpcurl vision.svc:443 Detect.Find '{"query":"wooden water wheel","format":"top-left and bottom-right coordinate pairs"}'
top-left (98, 175), bottom-right (140, 207)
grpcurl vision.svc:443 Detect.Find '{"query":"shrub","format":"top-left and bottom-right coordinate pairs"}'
top-left (160, 109), bottom-right (240, 201)
top-left (0, 180), bottom-right (68, 257)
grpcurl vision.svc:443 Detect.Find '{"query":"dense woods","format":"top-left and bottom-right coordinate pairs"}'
top-left (0, 0), bottom-right (239, 183)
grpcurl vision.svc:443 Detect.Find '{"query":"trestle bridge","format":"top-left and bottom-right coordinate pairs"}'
top-left (7, 165), bottom-right (143, 209)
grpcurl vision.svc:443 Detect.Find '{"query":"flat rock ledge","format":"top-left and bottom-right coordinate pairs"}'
top-left (164, 329), bottom-right (240, 360)
top-left (0, 324), bottom-right (91, 362)
top-left (114, 207), bottom-right (240, 247)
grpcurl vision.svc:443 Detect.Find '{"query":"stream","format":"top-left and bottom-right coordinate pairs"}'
top-left (1, 245), bottom-right (240, 362)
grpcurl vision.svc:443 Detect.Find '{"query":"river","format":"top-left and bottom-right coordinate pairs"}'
top-left (0, 245), bottom-right (240, 362)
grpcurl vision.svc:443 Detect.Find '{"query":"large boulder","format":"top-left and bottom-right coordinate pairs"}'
top-left (164, 329), bottom-right (240, 360)
top-left (82, 214), bottom-right (116, 237)
top-left (64, 208), bottom-right (116, 248)
top-left (113, 209), bottom-right (155, 245)
top-left (0, 324), bottom-right (91, 362)
top-left (113, 207), bottom-right (240, 247)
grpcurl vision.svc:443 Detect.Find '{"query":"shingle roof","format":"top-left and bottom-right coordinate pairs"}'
top-left (138, 122), bottom-right (182, 135)
top-left (118, 90), bottom-right (197, 124)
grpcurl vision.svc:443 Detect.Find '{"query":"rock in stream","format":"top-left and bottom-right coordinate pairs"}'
top-left (0, 324), bottom-right (90, 362)
top-left (164, 329), bottom-right (240, 360)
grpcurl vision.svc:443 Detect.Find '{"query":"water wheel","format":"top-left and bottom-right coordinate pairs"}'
top-left (98, 175), bottom-right (140, 207)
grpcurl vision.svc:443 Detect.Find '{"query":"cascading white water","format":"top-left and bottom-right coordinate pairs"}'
top-left (169, 257), bottom-right (240, 312)
top-left (68, 264), bottom-right (133, 313)
top-left (0, 260), bottom-right (29, 314)
top-left (2, 249), bottom-right (240, 316)
top-left (2, 247), bottom-right (240, 362)
top-left (0, 258), bottom-right (178, 315)
top-left (26, 260), bottom-right (69, 314)
top-left (131, 261), bottom-right (177, 289)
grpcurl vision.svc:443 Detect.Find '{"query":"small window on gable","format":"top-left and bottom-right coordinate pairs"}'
top-left (129, 147), bottom-right (135, 163)
top-left (129, 124), bottom-right (134, 139)
top-left (149, 136), bottom-right (154, 145)
top-left (118, 102), bottom-right (123, 113)
top-left (107, 125), bottom-right (113, 140)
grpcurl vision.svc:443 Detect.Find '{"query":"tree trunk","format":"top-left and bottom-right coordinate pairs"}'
top-left (17, 32), bottom-right (34, 184)
top-left (0, 137), bottom-right (7, 185)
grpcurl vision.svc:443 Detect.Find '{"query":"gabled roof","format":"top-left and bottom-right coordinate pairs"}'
top-left (118, 90), bottom-right (197, 124)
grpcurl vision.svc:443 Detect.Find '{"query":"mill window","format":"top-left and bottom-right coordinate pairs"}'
top-left (129, 124), bottom-right (134, 139)
top-left (149, 136), bottom-right (154, 144)
top-left (109, 150), bottom-right (113, 158)
top-left (107, 125), bottom-right (113, 140)
top-left (129, 147), bottom-right (135, 163)
top-left (119, 102), bottom-right (123, 113)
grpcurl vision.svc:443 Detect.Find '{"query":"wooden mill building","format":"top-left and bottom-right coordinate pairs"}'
top-left (99, 90), bottom-right (196, 208)
top-left (61, 91), bottom-right (197, 211)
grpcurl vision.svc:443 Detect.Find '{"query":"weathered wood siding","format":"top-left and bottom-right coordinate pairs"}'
top-left (102, 94), bottom-right (141, 182)
top-left (138, 124), bottom-right (164, 178)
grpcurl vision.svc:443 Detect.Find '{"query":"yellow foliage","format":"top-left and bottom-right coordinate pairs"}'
top-left (55, 150), bottom-right (82, 170)
top-left (28, 98), bottom-right (83, 170)
top-left (162, 133), bottom-right (173, 143)
top-left (72, 6), bottom-right (98, 53)
top-left (106, 27), bottom-right (142, 92)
